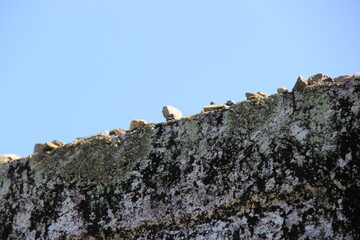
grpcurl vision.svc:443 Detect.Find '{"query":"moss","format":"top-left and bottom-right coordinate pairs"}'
top-left (31, 124), bottom-right (154, 185)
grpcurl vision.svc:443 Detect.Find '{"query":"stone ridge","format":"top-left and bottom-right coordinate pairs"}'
top-left (0, 76), bottom-right (360, 239)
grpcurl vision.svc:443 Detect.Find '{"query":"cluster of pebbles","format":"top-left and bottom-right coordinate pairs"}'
top-left (1, 72), bottom-right (358, 160)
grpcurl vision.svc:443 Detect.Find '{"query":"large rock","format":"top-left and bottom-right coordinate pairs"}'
top-left (308, 73), bottom-right (333, 85)
top-left (353, 72), bottom-right (360, 79)
top-left (292, 75), bottom-right (308, 91)
top-left (162, 106), bottom-right (183, 121)
top-left (1, 76), bottom-right (360, 239)
top-left (130, 119), bottom-right (148, 131)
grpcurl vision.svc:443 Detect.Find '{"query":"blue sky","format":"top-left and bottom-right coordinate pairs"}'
top-left (1, 1), bottom-right (359, 156)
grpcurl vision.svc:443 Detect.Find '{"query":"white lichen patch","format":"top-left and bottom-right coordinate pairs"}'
top-left (290, 121), bottom-right (308, 143)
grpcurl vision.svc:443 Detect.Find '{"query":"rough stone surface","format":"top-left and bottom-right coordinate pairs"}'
top-left (1, 78), bottom-right (360, 239)
top-left (353, 72), bottom-right (360, 79)
top-left (308, 73), bottom-right (333, 85)
top-left (277, 87), bottom-right (289, 94)
top-left (292, 75), bottom-right (308, 91)
top-left (110, 128), bottom-right (127, 136)
top-left (129, 119), bottom-right (148, 131)
top-left (162, 106), bottom-right (183, 121)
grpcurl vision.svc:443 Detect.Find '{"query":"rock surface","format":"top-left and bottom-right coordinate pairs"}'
top-left (1, 78), bottom-right (360, 239)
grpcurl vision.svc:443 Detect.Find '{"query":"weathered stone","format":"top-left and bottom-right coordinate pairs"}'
top-left (225, 100), bottom-right (236, 106)
top-left (353, 72), bottom-right (360, 79)
top-left (130, 119), bottom-right (148, 131)
top-left (210, 101), bottom-right (216, 105)
top-left (203, 104), bottom-right (229, 112)
top-left (109, 128), bottom-right (126, 136)
top-left (34, 142), bottom-right (59, 154)
top-left (245, 92), bottom-right (266, 100)
top-left (292, 75), bottom-right (308, 91)
top-left (277, 87), bottom-right (289, 94)
top-left (51, 139), bottom-right (65, 147)
top-left (166, 114), bottom-right (175, 121)
top-left (162, 105), bottom-right (183, 121)
top-left (0, 154), bottom-right (21, 163)
top-left (334, 75), bottom-right (352, 82)
top-left (1, 77), bottom-right (360, 239)
top-left (257, 91), bottom-right (268, 97)
top-left (308, 73), bottom-right (333, 85)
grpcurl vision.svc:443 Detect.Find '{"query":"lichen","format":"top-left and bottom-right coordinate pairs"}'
top-left (1, 78), bottom-right (359, 239)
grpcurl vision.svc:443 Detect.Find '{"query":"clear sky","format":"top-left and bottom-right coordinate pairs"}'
top-left (1, 1), bottom-right (359, 157)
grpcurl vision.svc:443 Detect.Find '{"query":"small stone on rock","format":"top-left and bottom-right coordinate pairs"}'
top-left (308, 73), bottom-right (333, 85)
top-left (130, 120), bottom-right (148, 131)
top-left (334, 75), bottom-right (352, 82)
top-left (34, 142), bottom-right (59, 154)
top-left (277, 87), bottom-right (289, 94)
top-left (245, 92), bottom-right (265, 100)
top-left (0, 154), bottom-right (21, 163)
top-left (225, 100), bottom-right (235, 106)
top-left (162, 106), bottom-right (183, 121)
top-left (51, 139), bottom-right (65, 147)
top-left (109, 128), bottom-right (126, 136)
top-left (203, 104), bottom-right (229, 112)
top-left (257, 91), bottom-right (269, 97)
top-left (292, 76), bottom-right (308, 91)
top-left (210, 101), bottom-right (216, 105)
